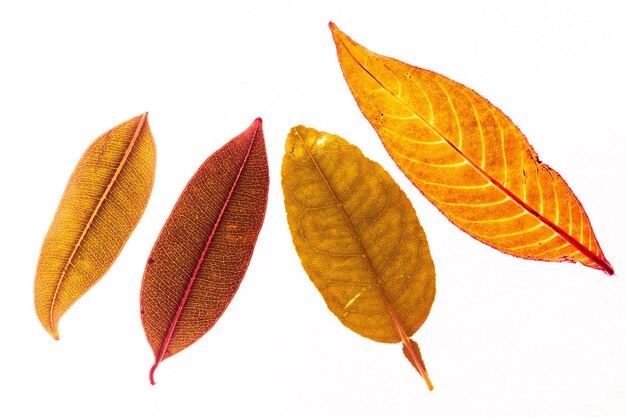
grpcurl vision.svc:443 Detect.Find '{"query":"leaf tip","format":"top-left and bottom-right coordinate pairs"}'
top-left (43, 321), bottom-right (60, 340)
top-left (253, 117), bottom-right (263, 126)
top-left (602, 259), bottom-right (614, 276)
top-left (328, 21), bottom-right (343, 40)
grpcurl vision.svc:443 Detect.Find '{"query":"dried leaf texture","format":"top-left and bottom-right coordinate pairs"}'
top-left (141, 119), bottom-right (269, 384)
top-left (330, 23), bottom-right (613, 275)
top-left (34, 113), bottom-right (156, 339)
top-left (282, 126), bottom-right (436, 389)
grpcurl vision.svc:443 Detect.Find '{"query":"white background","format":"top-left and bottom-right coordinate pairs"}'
top-left (1, 0), bottom-right (625, 416)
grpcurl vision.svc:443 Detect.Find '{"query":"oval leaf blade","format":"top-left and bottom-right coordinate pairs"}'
top-left (330, 23), bottom-right (613, 275)
top-left (34, 113), bottom-right (156, 339)
top-left (282, 125), bottom-right (436, 389)
top-left (141, 118), bottom-right (269, 384)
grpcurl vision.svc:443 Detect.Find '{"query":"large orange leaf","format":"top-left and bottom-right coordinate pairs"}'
top-left (140, 118), bottom-right (269, 384)
top-left (34, 113), bottom-right (156, 339)
top-left (330, 23), bottom-right (613, 275)
top-left (282, 126), bottom-right (436, 390)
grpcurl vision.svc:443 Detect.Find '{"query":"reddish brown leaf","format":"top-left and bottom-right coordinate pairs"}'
top-left (140, 118), bottom-right (269, 384)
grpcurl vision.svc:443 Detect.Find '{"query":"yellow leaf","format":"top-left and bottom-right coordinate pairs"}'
top-left (282, 125), bottom-right (436, 389)
top-left (330, 23), bottom-right (613, 275)
top-left (34, 113), bottom-right (156, 339)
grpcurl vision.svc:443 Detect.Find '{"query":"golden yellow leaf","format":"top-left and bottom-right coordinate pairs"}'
top-left (282, 125), bottom-right (436, 389)
top-left (35, 113), bottom-right (156, 339)
top-left (330, 23), bottom-right (613, 275)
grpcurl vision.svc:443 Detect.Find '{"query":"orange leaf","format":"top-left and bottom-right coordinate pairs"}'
top-left (330, 23), bottom-right (613, 275)
top-left (140, 118), bottom-right (269, 384)
top-left (34, 113), bottom-right (156, 339)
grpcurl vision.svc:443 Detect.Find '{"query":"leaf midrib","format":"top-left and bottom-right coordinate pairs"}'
top-left (337, 36), bottom-right (613, 275)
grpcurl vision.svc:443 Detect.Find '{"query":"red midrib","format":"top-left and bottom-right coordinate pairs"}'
top-left (428, 129), bottom-right (613, 275)
top-left (337, 37), bottom-right (613, 275)
top-left (150, 124), bottom-right (259, 384)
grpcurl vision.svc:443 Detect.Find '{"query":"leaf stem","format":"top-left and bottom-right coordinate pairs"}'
top-left (378, 282), bottom-right (433, 390)
top-left (149, 362), bottom-right (158, 385)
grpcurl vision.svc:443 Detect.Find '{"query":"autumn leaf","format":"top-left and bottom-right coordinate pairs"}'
top-left (34, 113), bottom-right (156, 340)
top-left (282, 125), bottom-right (436, 390)
top-left (141, 118), bottom-right (269, 385)
top-left (330, 23), bottom-right (613, 275)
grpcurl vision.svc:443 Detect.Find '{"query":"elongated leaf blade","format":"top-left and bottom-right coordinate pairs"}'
top-left (330, 23), bottom-right (613, 275)
top-left (141, 118), bottom-right (269, 384)
top-left (34, 113), bottom-right (156, 339)
top-left (282, 125), bottom-right (436, 389)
